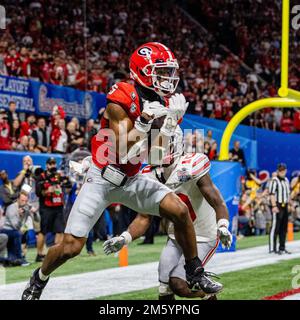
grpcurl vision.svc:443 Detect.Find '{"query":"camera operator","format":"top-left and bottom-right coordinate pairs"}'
top-left (35, 157), bottom-right (71, 262)
top-left (14, 156), bottom-right (40, 209)
top-left (0, 192), bottom-right (37, 266)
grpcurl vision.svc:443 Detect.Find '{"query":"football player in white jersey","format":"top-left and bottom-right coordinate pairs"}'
top-left (103, 127), bottom-right (232, 300)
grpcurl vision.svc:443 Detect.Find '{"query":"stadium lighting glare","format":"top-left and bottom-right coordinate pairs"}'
top-left (219, 0), bottom-right (300, 160)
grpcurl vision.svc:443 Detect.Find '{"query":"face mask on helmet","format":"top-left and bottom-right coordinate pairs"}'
top-left (142, 62), bottom-right (179, 97)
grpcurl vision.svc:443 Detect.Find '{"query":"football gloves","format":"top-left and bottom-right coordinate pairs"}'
top-left (217, 226), bottom-right (232, 249)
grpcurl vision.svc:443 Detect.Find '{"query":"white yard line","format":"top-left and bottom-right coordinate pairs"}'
top-left (1, 241), bottom-right (300, 300)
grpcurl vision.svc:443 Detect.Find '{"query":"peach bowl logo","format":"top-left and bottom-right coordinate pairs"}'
top-left (38, 85), bottom-right (92, 119)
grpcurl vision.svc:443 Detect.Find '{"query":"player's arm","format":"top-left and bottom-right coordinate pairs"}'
top-left (103, 213), bottom-right (152, 255)
top-left (196, 173), bottom-right (232, 248)
top-left (105, 103), bottom-right (148, 159)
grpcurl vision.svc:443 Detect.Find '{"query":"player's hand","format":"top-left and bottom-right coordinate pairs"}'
top-left (272, 206), bottom-right (279, 214)
top-left (143, 101), bottom-right (168, 119)
top-left (168, 93), bottom-right (189, 121)
top-left (103, 236), bottom-right (126, 255)
top-left (217, 226), bottom-right (232, 249)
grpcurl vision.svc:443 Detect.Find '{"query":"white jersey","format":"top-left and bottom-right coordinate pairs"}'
top-left (142, 153), bottom-right (217, 242)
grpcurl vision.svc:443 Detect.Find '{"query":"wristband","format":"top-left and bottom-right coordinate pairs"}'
top-left (217, 219), bottom-right (229, 229)
top-left (134, 116), bottom-right (153, 134)
top-left (21, 170), bottom-right (26, 175)
top-left (120, 231), bottom-right (132, 245)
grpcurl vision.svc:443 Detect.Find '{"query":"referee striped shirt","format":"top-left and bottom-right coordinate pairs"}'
top-left (268, 177), bottom-right (290, 204)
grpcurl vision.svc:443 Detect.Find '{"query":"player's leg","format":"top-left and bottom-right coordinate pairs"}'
top-left (169, 239), bottom-right (220, 299)
top-left (22, 169), bottom-right (112, 300)
top-left (119, 174), bottom-right (222, 294)
top-left (159, 193), bottom-right (197, 261)
top-left (41, 233), bottom-right (86, 275)
top-left (158, 238), bottom-right (182, 300)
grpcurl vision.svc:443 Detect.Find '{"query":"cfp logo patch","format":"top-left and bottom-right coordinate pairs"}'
top-left (130, 103), bottom-right (137, 113)
top-left (137, 46), bottom-right (152, 57)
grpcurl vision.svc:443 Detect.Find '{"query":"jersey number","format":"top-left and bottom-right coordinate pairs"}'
top-left (108, 84), bottom-right (118, 95)
top-left (177, 193), bottom-right (197, 222)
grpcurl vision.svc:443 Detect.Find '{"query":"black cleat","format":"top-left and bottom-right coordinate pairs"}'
top-left (21, 268), bottom-right (49, 300)
top-left (35, 254), bottom-right (45, 263)
top-left (185, 257), bottom-right (223, 294)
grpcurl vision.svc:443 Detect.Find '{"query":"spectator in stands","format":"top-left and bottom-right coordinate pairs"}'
top-left (205, 129), bottom-right (215, 146)
top-left (203, 141), bottom-right (210, 157)
top-left (280, 110), bottom-right (294, 133)
top-left (20, 114), bottom-right (37, 137)
top-left (293, 110), bottom-right (300, 133)
top-left (32, 117), bottom-right (51, 153)
top-left (229, 140), bottom-right (246, 166)
top-left (254, 200), bottom-right (267, 236)
top-left (244, 169), bottom-right (262, 200)
top-left (208, 141), bottom-right (218, 160)
top-left (67, 121), bottom-right (84, 153)
top-left (85, 119), bottom-right (98, 150)
top-left (28, 136), bottom-right (41, 153)
top-left (0, 192), bottom-right (31, 266)
top-left (0, 109), bottom-right (11, 150)
top-left (0, 170), bottom-right (18, 212)
top-left (10, 119), bottom-right (21, 149)
top-left (51, 119), bottom-right (68, 154)
top-left (16, 135), bottom-right (29, 151)
top-left (7, 101), bottom-right (19, 131)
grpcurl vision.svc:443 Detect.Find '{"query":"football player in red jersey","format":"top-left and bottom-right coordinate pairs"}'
top-left (22, 42), bottom-right (222, 300)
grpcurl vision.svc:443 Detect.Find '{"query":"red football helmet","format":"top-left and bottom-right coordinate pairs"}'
top-left (129, 42), bottom-right (179, 97)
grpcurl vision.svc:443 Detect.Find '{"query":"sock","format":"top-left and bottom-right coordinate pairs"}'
top-left (38, 268), bottom-right (49, 281)
top-left (184, 256), bottom-right (204, 274)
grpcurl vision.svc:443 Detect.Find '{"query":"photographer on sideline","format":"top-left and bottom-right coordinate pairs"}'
top-left (0, 192), bottom-right (35, 266)
top-left (35, 157), bottom-right (71, 262)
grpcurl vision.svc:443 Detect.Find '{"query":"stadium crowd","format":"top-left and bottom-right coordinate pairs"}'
top-left (238, 168), bottom-right (300, 238)
top-left (1, 0), bottom-right (300, 132)
top-left (1, 0), bottom-right (300, 267)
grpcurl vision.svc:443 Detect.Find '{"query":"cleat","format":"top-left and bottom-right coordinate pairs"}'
top-left (21, 268), bottom-right (49, 300)
top-left (187, 270), bottom-right (223, 294)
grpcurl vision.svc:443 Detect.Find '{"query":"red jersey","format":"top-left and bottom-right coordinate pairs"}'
top-left (92, 82), bottom-right (171, 176)
top-left (92, 82), bottom-right (144, 176)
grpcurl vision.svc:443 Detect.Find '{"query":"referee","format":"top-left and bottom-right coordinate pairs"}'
top-left (268, 163), bottom-right (291, 254)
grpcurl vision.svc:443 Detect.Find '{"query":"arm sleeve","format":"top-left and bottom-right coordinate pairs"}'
top-left (191, 154), bottom-right (211, 181)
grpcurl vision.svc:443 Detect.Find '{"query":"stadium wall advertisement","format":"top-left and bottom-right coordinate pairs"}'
top-left (0, 75), bottom-right (106, 120)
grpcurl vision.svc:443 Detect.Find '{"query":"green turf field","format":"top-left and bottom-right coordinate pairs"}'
top-left (4, 232), bottom-right (300, 285)
top-left (98, 258), bottom-right (300, 300)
